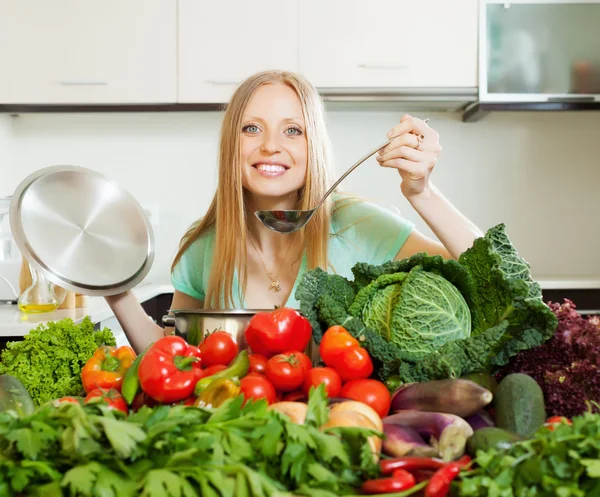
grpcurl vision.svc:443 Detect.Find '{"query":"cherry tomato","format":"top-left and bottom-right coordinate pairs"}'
top-left (266, 352), bottom-right (306, 392)
top-left (248, 353), bottom-right (269, 375)
top-left (84, 388), bottom-right (128, 414)
top-left (202, 364), bottom-right (228, 377)
top-left (240, 375), bottom-right (277, 405)
top-left (333, 346), bottom-right (373, 382)
top-left (340, 379), bottom-right (391, 418)
top-left (320, 325), bottom-right (359, 367)
top-left (545, 416), bottom-right (572, 430)
top-left (199, 330), bottom-right (239, 367)
top-left (303, 367), bottom-right (342, 398)
top-left (286, 350), bottom-right (312, 374)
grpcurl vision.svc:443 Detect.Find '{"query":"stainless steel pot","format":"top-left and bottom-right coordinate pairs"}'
top-left (162, 309), bottom-right (319, 364)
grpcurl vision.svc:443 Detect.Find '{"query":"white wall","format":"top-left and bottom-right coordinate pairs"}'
top-left (2, 110), bottom-right (599, 285)
top-left (0, 115), bottom-right (14, 184)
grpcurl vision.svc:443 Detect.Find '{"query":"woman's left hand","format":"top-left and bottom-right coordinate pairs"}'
top-left (376, 114), bottom-right (442, 198)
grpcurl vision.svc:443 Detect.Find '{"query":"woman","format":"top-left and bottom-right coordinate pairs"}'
top-left (106, 70), bottom-right (482, 353)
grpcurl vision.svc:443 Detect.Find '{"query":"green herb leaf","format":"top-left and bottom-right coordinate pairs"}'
top-left (140, 469), bottom-right (197, 497)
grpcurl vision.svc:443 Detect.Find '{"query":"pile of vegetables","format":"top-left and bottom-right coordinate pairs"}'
top-left (296, 223), bottom-right (558, 383)
top-left (0, 317), bottom-right (115, 405)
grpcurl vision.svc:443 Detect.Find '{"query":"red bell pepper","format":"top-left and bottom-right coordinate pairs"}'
top-left (244, 307), bottom-right (312, 358)
top-left (138, 336), bottom-right (204, 403)
top-left (81, 345), bottom-right (137, 394)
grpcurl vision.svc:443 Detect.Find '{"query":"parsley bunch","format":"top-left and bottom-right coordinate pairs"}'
top-left (0, 387), bottom-right (379, 497)
top-left (455, 409), bottom-right (600, 496)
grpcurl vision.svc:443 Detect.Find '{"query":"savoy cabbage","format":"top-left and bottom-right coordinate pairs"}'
top-left (295, 224), bottom-right (558, 383)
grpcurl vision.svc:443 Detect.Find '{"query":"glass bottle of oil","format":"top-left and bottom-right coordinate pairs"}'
top-left (18, 262), bottom-right (64, 313)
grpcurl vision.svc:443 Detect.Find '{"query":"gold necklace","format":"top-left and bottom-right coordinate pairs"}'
top-left (249, 237), bottom-right (294, 293)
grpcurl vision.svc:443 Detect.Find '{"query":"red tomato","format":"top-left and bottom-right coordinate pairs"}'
top-left (285, 350), bottom-right (312, 374)
top-left (248, 353), bottom-right (269, 375)
top-left (303, 367), bottom-right (342, 398)
top-left (84, 388), bottom-right (128, 414)
top-left (199, 330), bottom-right (239, 367)
top-left (240, 375), bottom-right (277, 405)
top-left (340, 379), bottom-right (391, 418)
top-left (282, 389), bottom-right (306, 402)
top-left (545, 416), bottom-right (572, 431)
top-left (266, 352), bottom-right (306, 392)
top-left (333, 346), bottom-right (373, 382)
top-left (203, 364), bottom-right (228, 377)
top-left (244, 308), bottom-right (312, 357)
top-left (320, 326), bottom-right (359, 367)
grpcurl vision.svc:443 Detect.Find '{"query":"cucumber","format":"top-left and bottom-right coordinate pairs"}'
top-left (466, 427), bottom-right (522, 456)
top-left (494, 373), bottom-right (546, 438)
top-left (0, 374), bottom-right (35, 416)
top-left (461, 372), bottom-right (498, 395)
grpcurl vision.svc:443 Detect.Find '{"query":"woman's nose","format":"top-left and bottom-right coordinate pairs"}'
top-left (260, 130), bottom-right (282, 153)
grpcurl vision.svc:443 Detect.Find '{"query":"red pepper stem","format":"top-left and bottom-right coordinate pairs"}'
top-left (101, 354), bottom-right (121, 372)
top-left (174, 355), bottom-right (199, 371)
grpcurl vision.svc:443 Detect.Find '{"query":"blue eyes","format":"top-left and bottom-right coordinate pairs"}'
top-left (242, 124), bottom-right (303, 136)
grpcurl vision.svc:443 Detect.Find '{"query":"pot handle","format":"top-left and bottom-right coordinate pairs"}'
top-left (162, 315), bottom-right (175, 327)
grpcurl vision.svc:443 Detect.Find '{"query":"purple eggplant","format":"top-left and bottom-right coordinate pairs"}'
top-left (384, 410), bottom-right (474, 461)
top-left (390, 379), bottom-right (493, 418)
top-left (465, 410), bottom-right (495, 431)
top-left (382, 424), bottom-right (438, 458)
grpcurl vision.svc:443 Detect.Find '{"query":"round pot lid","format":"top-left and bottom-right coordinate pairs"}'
top-left (10, 165), bottom-right (155, 296)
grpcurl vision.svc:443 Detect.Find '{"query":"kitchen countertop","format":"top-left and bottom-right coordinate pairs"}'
top-left (0, 283), bottom-right (174, 337)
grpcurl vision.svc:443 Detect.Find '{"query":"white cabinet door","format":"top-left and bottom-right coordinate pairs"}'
top-left (178, 0), bottom-right (298, 103)
top-left (299, 0), bottom-right (478, 89)
top-left (0, 0), bottom-right (177, 104)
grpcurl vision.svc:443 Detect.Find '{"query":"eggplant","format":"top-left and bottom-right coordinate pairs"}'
top-left (465, 410), bottom-right (495, 431)
top-left (390, 379), bottom-right (493, 418)
top-left (382, 424), bottom-right (438, 458)
top-left (383, 410), bottom-right (474, 461)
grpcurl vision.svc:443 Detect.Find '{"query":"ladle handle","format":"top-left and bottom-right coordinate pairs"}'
top-left (318, 139), bottom-right (391, 208)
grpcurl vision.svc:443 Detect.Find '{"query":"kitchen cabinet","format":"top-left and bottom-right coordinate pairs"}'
top-left (298, 0), bottom-right (478, 89)
top-left (178, 0), bottom-right (298, 103)
top-left (0, 0), bottom-right (177, 104)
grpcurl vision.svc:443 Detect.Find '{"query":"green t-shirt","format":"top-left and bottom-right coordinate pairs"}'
top-left (171, 197), bottom-right (414, 309)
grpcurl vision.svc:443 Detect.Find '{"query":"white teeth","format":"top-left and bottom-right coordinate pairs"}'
top-left (256, 164), bottom-right (286, 172)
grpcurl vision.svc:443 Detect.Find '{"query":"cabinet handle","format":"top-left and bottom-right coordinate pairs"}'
top-left (205, 79), bottom-right (240, 85)
top-left (358, 64), bottom-right (410, 70)
top-left (57, 81), bottom-right (108, 86)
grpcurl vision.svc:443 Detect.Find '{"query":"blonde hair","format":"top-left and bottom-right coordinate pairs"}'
top-left (171, 70), bottom-right (335, 308)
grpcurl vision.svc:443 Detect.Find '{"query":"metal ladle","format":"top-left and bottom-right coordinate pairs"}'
top-left (255, 139), bottom-right (391, 233)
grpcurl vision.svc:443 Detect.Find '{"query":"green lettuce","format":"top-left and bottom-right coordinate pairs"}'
top-left (296, 224), bottom-right (557, 382)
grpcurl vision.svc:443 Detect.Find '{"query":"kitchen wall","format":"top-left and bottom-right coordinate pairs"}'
top-left (0, 115), bottom-right (14, 174)
top-left (1, 110), bottom-right (599, 285)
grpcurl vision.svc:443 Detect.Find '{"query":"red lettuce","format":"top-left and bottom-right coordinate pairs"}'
top-left (497, 299), bottom-right (600, 417)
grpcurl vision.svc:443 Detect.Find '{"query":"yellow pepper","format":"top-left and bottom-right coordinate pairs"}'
top-left (194, 378), bottom-right (240, 409)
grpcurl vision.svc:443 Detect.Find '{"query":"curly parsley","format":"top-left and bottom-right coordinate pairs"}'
top-left (0, 317), bottom-right (115, 405)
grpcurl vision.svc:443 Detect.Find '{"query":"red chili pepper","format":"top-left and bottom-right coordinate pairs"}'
top-left (545, 416), bottom-right (572, 431)
top-left (361, 473), bottom-right (416, 495)
top-left (138, 336), bottom-right (203, 403)
top-left (380, 456), bottom-right (445, 475)
top-left (81, 345), bottom-right (137, 394)
top-left (425, 462), bottom-right (462, 497)
top-left (455, 455), bottom-right (472, 469)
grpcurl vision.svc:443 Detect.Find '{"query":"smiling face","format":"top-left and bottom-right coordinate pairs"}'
top-left (240, 83), bottom-right (308, 205)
